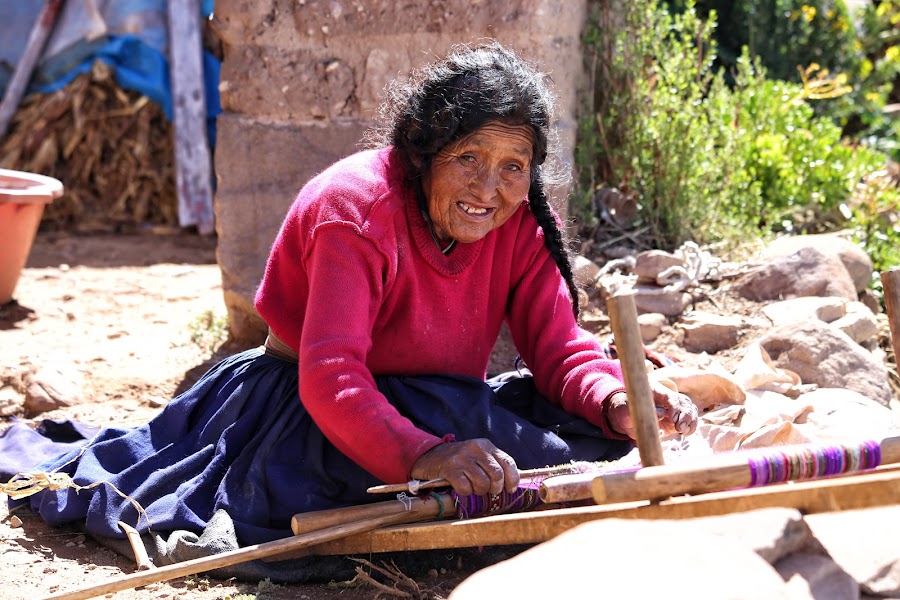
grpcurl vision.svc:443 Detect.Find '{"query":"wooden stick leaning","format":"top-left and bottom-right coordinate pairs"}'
top-left (43, 509), bottom-right (434, 600)
top-left (881, 268), bottom-right (900, 370)
top-left (605, 289), bottom-right (665, 468)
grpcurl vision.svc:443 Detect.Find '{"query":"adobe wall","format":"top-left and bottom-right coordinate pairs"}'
top-left (213, 0), bottom-right (589, 343)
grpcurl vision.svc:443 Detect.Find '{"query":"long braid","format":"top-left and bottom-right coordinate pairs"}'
top-left (529, 180), bottom-right (580, 319)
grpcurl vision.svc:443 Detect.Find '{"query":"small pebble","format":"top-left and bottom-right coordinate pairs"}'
top-left (9, 515), bottom-right (22, 527)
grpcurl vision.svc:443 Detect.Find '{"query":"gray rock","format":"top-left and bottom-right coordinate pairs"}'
top-left (806, 506), bottom-right (900, 598)
top-left (637, 312), bottom-right (668, 342)
top-left (755, 320), bottom-right (892, 406)
top-left (737, 247), bottom-right (857, 302)
top-left (775, 553), bottom-right (859, 600)
top-left (762, 297), bottom-right (848, 326)
top-left (23, 361), bottom-right (84, 416)
top-left (679, 311), bottom-right (743, 353)
top-left (450, 518), bottom-right (803, 600)
top-left (762, 234), bottom-right (873, 294)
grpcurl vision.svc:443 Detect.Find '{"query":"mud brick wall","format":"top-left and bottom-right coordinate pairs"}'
top-left (213, 0), bottom-right (589, 343)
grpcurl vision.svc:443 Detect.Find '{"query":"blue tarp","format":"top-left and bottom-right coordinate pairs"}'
top-left (0, 0), bottom-right (220, 147)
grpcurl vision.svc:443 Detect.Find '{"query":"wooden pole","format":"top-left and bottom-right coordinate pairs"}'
top-left (880, 268), bottom-right (900, 373)
top-left (0, 0), bottom-right (65, 140)
top-left (166, 0), bottom-right (215, 235)
top-left (606, 290), bottom-right (665, 467)
top-left (292, 494), bottom-right (442, 536)
top-left (539, 435), bottom-right (900, 506)
top-left (298, 466), bottom-right (900, 556)
top-left (117, 521), bottom-right (154, 571)
top-left (44, 511), bottom-right (419, 600)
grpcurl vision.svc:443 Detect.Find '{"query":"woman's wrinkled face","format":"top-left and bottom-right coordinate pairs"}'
top-left (422, 121), bottom-right (534, 244)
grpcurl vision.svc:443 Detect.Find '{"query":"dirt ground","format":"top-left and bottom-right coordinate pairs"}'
top-left (0, 230), bottom-right (476, 600)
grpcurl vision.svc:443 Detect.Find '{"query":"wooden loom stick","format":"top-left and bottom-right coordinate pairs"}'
top-left (117, 520), bottom-right (154, 571)
top-left (606, 290), bottom-right (665, 467)
top-left (44, 511), bottom-right (423, 600)
top-left (298, 466), bottom-right (900, 557)
top-left (881, 268), bottom-right (900, 371)
top-left (535, 435), bottom-right (900, 505)
top-left (366, 463), bottom-right (593, 495)
top-left (291, 492), bottom-right (442, 535)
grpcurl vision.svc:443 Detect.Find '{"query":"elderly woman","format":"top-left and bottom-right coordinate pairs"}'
top-left (22, 41), bottom-right (697, 546)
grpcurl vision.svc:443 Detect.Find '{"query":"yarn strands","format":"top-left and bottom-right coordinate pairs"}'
top-left (747, 439), bottom-right (882, 487)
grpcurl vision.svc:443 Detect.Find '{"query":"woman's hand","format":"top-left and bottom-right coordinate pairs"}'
top-left (410, 439), bottom-right (519, 496)
top-left (607, 384), bottom-right (699, 440)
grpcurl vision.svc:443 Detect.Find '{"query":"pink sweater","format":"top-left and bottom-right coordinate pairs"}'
top-left (255, 147), bottom-right (627, 484)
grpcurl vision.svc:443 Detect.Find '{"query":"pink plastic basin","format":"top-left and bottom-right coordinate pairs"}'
top-left (0, 168), bottom-right (64, 304)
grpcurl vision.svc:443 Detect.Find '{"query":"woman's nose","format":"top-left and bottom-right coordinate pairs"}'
top-left (469, 167), bottom-right (499, 200)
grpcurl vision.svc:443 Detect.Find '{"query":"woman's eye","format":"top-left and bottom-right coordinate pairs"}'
top-left (459, 154), bottom-right (476, 164)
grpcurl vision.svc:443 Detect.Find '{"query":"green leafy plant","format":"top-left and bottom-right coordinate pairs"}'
top-left (189, 309), bottom-right (229, 352)
top-left (577, 0), bottom-right (898, 278)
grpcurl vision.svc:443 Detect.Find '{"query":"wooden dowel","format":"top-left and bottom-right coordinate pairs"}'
top-left (291, 493), bottom-right (443, 536)
top-left (117, 521), bottom-right (154, 571)
top-left (44, 511), bottom-right (419, 600)
top-left (592, 435), bottom-right (900, 505)
top-left (881, 268), bottom-right (900, 370)
top-left (540, 467), bottom-right (636, 504)
top-left (606, 291), bottom-right (665, 467)
top-left (366, 464), bottom-right (595, 495)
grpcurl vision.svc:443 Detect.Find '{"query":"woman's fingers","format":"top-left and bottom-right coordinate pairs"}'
top-left (410, 439), bottom-right (520, 497)
top-left (651, 384), bottom-right (698, 436)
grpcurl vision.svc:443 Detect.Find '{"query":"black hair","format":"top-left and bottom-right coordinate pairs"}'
top-left (365, 40), bottom-right (580, 317)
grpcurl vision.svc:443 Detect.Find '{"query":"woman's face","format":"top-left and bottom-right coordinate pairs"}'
top-left (422, 121), bottom-right (534, 244)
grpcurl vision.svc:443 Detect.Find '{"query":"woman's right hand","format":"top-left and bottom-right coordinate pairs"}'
top-left (410, 439), bottom-right (519, 497)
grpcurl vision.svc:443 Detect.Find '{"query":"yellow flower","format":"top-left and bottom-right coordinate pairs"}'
top-left (886, 46), bottom-right (900, 63)
top-left (801, 5), bottom-right (817, 22)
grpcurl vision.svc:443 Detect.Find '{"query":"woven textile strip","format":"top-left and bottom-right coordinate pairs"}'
top-left (747, 440), bottom-right (882, 487)
top-left (450, 485), bottom-right (544, 519)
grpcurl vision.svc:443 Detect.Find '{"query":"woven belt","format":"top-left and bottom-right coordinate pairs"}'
top-left (264, 329), bottom-right (299, 362)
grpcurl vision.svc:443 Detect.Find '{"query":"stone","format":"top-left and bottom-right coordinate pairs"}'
top-left (762, 297), bottom-right (848, 326)
top-left (678, 311), bottom-right (743, 354)
top-left (755, 320), bottom-right (892, 407)
top-left (23, 360), bottom-right (84, 416)
top-left (450, 519), bottom-right (802, 600)
top-left (736, 247), bottom-right (857, 302)
top-left (762, 233), bottom-right (874, 294)
top-left (634, 249), bottom-right (685, 284)
top-left (633, 286), bottom-right (692, 316)
top-left (829, 302), bottom-right (878, 345)
top-left (775, 553), bottom-right (859, 600)
top-left (806, 506), bottom-right (900, 598)
top-left (637, 312), bottom-right (667, 342)
top-left (572, 255), bottom-right (601, 287)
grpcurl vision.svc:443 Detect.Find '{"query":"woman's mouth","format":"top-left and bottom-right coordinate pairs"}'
top-left (457, 201), bottom-right (491, 215)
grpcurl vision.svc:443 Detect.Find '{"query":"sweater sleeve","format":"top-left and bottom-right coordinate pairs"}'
top-left (297, 223), bottom-right (444, 483)
top-left (506, 232), bottom-right (629, 440)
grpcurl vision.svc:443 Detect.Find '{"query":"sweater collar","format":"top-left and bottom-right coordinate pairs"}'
top-left (405, 192), bottom-right (483, 275)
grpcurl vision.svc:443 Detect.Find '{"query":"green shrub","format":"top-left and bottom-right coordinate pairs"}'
top-left (577, 0), bottom-right (898, 278)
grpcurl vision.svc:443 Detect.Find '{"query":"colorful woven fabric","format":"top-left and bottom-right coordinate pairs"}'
top-left (747, 440), bottom-right (882, 487)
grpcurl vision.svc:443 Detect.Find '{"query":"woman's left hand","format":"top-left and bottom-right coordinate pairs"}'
top-left (608, 383), bottom-right (698, 439)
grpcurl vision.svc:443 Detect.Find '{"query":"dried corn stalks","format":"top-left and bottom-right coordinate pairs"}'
top-left (0, 61), bottom-right (178, 232)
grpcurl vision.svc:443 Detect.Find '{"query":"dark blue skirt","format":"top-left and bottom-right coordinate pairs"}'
top-left (12, 348), bottom-right (631, 545)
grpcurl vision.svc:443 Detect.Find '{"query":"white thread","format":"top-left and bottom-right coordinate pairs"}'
top-left (407, 479), bottom-right (422, 495)
top-left (396, 492), bottom-right (412, 511)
